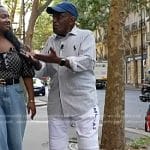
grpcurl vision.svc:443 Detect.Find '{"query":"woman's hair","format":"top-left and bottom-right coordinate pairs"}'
top-left (4, 30), bottom-right (21, 52)
top-left (0, 5), bottom-right (21, 52)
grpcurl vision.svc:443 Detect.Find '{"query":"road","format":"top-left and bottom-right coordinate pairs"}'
top-left (97, 89), bottom-right (149, 130)
top-left (38, 88), bottom-right (149, 130)
top-left (23, 88), bottom-right (149, 150)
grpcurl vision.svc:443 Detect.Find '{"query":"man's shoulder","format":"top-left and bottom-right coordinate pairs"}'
top-left (48, 34), bottom-right (56, 40)
top-left (45, 34), bottom-right (57, 43)
top-left (76, 27), bottom-right (94, 36)
top-left (77, 27), bottom-right (92, 33)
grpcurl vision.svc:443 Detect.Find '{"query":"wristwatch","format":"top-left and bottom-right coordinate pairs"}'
top-left (59, 58), bottom-right (66, 66)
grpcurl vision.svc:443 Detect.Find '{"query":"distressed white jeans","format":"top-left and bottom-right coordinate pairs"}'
top-left (48, 106), bottom-right (100, 150)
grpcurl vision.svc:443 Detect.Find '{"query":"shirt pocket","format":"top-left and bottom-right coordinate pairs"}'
top-left (14, 84), bottom-right (25, 94)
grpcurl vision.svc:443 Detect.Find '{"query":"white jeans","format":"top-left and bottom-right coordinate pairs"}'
top-left (48, 106), bottom-right (100, 150)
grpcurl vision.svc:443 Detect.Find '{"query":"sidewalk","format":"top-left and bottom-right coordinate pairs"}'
top-left (125, 84), bottom-right (141, 91)
top-left (23, 99), bottom-right (150, 150)
top-left (34, 98), bottom-right (47, 107)
top-left (23, 117), bottom-right (150, 150)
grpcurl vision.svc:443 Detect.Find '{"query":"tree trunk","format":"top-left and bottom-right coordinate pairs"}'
top-left (10, 0), bottom-right (17, 23)
top-left (100, 0), bottom-right (127, 149)
top-left (25, 0), bottom-right (52, 47)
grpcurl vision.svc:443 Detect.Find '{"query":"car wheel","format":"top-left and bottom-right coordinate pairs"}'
top-left (42, 92), bottom-right (45, 96)
top-left (145, 122), bottom-right (148, 132)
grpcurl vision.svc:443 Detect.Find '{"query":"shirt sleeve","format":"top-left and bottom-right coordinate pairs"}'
top-left (67, 31), bottom-right (96, 72)
top-left (21, 56), bottom-right (35, 78)
top-left (35, 37), bottom-right (56, 78)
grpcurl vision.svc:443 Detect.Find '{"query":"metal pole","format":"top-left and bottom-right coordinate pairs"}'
top-left (141, 8), bottom-right (144, 83)
top-left (22, 0), bottom-right (25, 44)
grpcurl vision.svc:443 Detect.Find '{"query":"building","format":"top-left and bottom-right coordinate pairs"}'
top-left (95, 3), bottom-right (150, 86)
top-left (125, 5), bottom-right (150, 85)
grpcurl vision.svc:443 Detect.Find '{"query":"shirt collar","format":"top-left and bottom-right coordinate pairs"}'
top-left (54, 25), bottom-right (78, 39)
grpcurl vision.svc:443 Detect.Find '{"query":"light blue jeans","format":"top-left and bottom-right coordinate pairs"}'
top-left (0, 83), bottom-right (27, 150)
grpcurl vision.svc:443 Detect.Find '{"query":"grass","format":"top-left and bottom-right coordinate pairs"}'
top-left (126, 136), bottom-right (150, 149)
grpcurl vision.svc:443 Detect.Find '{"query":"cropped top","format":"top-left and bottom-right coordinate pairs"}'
top-left (0, 48), bottom-right (35, 79)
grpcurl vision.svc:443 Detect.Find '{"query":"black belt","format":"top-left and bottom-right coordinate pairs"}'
top-left (0, 78), bottom-right (19, 85)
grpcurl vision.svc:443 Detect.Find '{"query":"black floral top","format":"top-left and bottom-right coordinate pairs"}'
top-left (0, 48), bottom-right (35, 79)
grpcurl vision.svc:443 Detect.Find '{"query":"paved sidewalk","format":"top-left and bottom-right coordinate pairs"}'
top-left (23, 100), bottom-right (150, 150)
top-left (23, 118), bottom-right (150, 150)
top-left (125, 84), bottom-right (141, 91)
top-left (34, 98), bottom-right (47, 107)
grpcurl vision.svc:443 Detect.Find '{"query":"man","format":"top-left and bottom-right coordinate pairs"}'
top-left (34, 1), bottom-right (100, 150)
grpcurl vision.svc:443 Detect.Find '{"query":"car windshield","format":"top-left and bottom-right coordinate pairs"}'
top-left (33, 78), bottom-right (44, 86)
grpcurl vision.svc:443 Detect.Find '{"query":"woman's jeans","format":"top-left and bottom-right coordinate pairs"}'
top-left (0, 83), bottom-right (27, 150)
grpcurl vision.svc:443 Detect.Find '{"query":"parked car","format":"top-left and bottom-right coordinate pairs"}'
top-left (33, 78), bottom-right (45, 96)
top-left (139, 79), bottom-right (150, 102)
top-left (39, 76), bottom-right (49, 86)
top-left (94, 61), bottom-right (107, 89)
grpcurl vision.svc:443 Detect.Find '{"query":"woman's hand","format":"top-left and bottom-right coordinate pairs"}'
top-left (27, 100), bottom-right (36, 120)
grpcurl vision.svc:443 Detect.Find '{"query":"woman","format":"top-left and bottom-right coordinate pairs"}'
top-left (0, 5), bottom-right (36, 150)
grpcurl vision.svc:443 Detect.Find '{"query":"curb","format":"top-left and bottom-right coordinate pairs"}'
top-left (125, 127), bottom-right (150, 137)
top-left (36, 103), bottom-right (47, 107)
top-left (35, 99), bottom-right (47, 107)
top-left (125, 87), bottom-right (141, 91)
top-left (125, 84), bottom-right (142, 91)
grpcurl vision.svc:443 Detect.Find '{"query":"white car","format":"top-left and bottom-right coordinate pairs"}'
top-left (33, 78), bottom-right (45, 96)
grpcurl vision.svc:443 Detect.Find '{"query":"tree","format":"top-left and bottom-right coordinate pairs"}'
top-left (71, 0), bottom-right (110, 60)
top-left (100, 0), bottom-right (128, 149)
top-left (4, 0), bottom-right (18, 23)
top-left (25, 0), bottom-right (52, 47)
top-left (71, 0), bottom-right (110, 31)
top-left (32, 12), bottom-right (52, 50)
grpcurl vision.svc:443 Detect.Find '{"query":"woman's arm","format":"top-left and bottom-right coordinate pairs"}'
top-left (23, 77), bottom-right (36, 120)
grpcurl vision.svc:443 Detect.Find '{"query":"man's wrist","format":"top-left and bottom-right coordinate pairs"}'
top-left (59, 58), bottom-right (66, 66)
top-left (58, 58), bottom-right (70, 68)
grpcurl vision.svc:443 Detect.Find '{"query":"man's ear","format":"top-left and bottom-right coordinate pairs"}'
top-left (69, 16), bottom-right (76, 25)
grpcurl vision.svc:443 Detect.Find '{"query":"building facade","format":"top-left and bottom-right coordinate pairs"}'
top-left (125, 6), bottom-right (150, 85)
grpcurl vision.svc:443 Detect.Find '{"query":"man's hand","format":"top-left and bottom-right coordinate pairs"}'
top-left (20, 51), bottom-right (42, 70)
top-left (33, 47), bottom-right (61, 64)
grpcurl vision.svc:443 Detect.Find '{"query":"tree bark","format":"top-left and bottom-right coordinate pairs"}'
top-left (25, 0), bottom-right (52, 47)
top-left (100, 0), bottom-right (127, 149)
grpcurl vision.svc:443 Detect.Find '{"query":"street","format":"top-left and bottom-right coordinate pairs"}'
top-left (23, 88), bottom-right (149, 150)
top-left (97, 89), bottom-right (148, 130)
top-left (125, 90), bottom-right (148, 130)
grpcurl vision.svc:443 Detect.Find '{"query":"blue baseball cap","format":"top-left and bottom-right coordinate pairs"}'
top-left (46, 2), bottom-right (78, 18)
